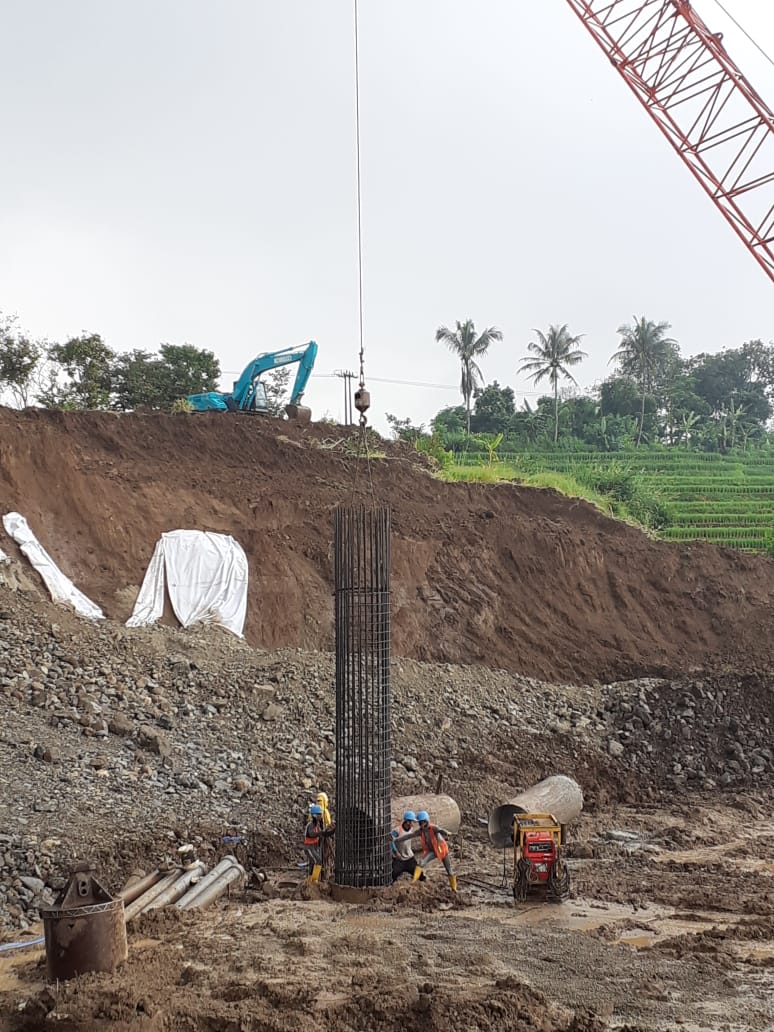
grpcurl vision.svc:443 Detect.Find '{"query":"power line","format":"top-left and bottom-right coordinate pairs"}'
top-left (223, 368), bottom-right (571, 398)
top-left (706, 0), bottom-right (774, 70)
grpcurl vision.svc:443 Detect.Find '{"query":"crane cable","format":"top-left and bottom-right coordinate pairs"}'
top-left (706, 0), bottom-right (774, 70)
top-left (354, 0), bottom-right (366, 397)
top-left (351, 0), bottom-right (376, 506)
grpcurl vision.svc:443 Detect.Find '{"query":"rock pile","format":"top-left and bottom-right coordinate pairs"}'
top-left (602, 676), bottom-right (773, 790)
top-left (1, 581), bottom-right (772, 932)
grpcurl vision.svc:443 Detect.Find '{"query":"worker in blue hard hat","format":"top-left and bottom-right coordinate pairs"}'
top-left (396, 810), bottom-right (457, 892)
top-left (391, 810), bottom-right (425, 883)
top-left (304, 803), bottom-right (334, 884)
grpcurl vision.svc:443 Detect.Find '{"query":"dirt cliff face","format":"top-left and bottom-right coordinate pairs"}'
top-left (1, 406), bottom-right (774, 682)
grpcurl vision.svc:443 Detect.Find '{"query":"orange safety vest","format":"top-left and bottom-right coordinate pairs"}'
top-left (419, 825), bottom-right (449, 861)
top-left (304, 821), bottom-right (322, 847)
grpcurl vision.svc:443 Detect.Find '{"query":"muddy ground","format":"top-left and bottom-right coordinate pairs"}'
top-left (1, 799), bottom-right (772, 1031)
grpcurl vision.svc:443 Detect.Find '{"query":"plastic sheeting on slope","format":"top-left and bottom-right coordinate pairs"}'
top-left (127, 530), bottom-right (248, 637)
top-left (1, 512), bottom-right (105, 620)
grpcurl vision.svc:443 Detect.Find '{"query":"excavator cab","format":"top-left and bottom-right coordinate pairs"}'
top-left (512, 813), bottom-right (570, 903)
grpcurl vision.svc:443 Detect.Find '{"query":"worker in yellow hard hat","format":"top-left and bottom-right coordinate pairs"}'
top-left (316, 792), bottom-right (332, 829)
top-left (310, 791), bottom-right (334, 880)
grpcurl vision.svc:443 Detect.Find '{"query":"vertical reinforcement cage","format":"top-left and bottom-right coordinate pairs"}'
top-left (334, 506), bottom-right (392, 888)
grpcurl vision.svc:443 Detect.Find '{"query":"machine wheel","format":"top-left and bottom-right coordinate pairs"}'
top-left (548, 859), bottom-right (570, 902)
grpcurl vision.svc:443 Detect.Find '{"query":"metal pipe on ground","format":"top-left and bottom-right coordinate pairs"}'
top-left (391, 795), bottom-right (461, 834)
top-left (144, 862), bottom-right (207, 911)
top-left (488, 775), bottom-right (584, 848)
top-left (123, 869), bottom-right (182, 923)
top-left (180, 861), bottom-right (245, 910)
top-left (118, 869), bottom-right (166, 906)
top-left (175, 856), bottom-right (241, 910)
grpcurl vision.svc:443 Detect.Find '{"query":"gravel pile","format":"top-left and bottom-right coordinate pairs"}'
top-left (602, 676), bottom-right (774, 790)
top-left (1, 573), bottom-right (772, 932)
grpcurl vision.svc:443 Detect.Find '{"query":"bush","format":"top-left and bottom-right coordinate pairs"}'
top-left (171, 398), bottom-right (194, 414)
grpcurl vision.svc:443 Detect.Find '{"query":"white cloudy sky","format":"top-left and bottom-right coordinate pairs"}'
top-left (1, 1), bottom-right (772, 432)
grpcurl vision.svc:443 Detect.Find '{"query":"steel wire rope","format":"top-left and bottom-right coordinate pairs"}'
top-left (348, 0), bottom-right (376, 508)
top-left (706, 0), bottom-right (774, 70)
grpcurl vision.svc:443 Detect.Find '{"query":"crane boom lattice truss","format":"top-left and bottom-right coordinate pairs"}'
top-left (564, 0), bottom-right (774, 283)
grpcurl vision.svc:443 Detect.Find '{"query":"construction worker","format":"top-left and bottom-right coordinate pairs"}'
top-left (316, 792), bottom-right (332, 829)
top-left (304, 804), bottom-right (334, 883)
top-left (391, 810), bottom-right (425, 882)
top-left (315, 791), bottom-right (334, 879)
top-left (404, 810), bottom-right (457, 893)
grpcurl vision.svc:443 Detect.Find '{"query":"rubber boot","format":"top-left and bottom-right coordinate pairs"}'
top-left (308, 864), bottom-right (322, 884)
top-left (412, 864), bottom-right (423, 882)
top-left (448, 874), bottom-right (457, 893)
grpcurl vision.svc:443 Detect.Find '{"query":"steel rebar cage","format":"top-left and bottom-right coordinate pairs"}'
top-left (333, 506), bottom-right (392, 888)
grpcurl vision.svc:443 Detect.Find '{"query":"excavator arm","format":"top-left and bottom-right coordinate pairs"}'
top-left (188, 340), bottom-right (318, 421)
top-left (563, 0), bottom-right (774, 283)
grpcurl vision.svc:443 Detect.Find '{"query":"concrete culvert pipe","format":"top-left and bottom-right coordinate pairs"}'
top-left (118, 869), bottom-right (165, 906)
top-left (175, 856), bottom-right (243, 910)
top-left (123, 869), bottom-right (182, 923)
top-left (488, 775), bottom-right (583, 848)
top-left (392, 795), bottom-right (461, 834)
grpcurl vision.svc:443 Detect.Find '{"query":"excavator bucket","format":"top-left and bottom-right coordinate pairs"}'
top-left (285, 403), bottom-right (312, 425)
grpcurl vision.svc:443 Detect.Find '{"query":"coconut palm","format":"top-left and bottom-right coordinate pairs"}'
top-left (611, 317), bottom-right (676, 446)
top-left (436, 319), bottom-right (503, 435)
top-left (518, 324), bottom-right (587, 443)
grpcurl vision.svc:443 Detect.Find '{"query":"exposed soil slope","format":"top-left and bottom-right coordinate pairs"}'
top-left (2, 407), bottom-right (774, 681)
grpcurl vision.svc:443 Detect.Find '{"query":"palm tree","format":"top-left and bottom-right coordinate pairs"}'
top-left (611, 317), bottom-right (676, 446)
top-left (518, 324), bottom-right (587, 443)
top-left (436, 319), bottom-right (503, 435)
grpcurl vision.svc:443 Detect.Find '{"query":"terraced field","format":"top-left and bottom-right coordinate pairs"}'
top-left (451, 451), bottom-right (774, 553)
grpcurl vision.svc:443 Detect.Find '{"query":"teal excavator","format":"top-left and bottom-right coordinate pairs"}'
top-left (188, 341), bottom-right (318, 423)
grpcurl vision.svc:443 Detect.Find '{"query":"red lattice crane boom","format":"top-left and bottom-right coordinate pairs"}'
top-left (564, 1), bottom-right (774, 283)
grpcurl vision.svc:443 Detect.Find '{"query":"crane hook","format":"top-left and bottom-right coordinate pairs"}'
top-left (354, 385), bottom-right (370, 428)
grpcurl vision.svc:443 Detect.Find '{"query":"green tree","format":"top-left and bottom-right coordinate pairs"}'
top-left (436, 319), bottom-right (503, 435)
top-left (45, 333), bottom-right (115, 409)
top-left (385, 413), bottom-right (426, 442)
top-left (111, 344), bottom-right (221, 411)
top-left (157, 343), bottom-right (220, 405)
top-left (610, 317), bottom-right (677, 446)
top-left (519, 324), bottom-right (587, 443)
top-left (471, 381), bottom-right (515, 434)
top-left (112, 350), bottom-right (168, 410)
top-left (688, 349), bottom-right (771, 428)
top-left (431, 405), bottom-right (466, 437)
top-left (0, 315), bottom-right (42, 407)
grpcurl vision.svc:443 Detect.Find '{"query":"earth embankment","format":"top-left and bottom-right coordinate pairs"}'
top-left (1, 406), bottom-right (773, 682)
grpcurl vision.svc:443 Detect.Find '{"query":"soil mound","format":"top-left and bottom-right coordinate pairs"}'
top-left (2, 407), bottom-right (774, 682)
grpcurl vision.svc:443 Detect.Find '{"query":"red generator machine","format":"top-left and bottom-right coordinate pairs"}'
top-left (512, 812), bottom-right (570, 903)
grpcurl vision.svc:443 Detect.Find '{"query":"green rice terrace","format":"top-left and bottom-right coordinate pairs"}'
top-left (444, 450), bottom-right (774, 553)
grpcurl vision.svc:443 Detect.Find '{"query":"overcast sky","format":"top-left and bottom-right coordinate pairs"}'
top-left (1, 1), bottom-right (772, 432)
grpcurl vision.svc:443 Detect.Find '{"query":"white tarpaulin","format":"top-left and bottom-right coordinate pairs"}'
top-left (2, 512), bottom-right (105, 620)
top-left (127, 530), bottom-right (248, 637)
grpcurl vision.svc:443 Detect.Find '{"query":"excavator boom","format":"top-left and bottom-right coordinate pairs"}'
top-left (564, 0), bottom-right (774, 283)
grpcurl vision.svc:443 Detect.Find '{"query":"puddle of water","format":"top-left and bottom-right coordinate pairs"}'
top-left (618, 929), bottom-right (656, 949)
top-left (506, 898), bottom-right (666, 933)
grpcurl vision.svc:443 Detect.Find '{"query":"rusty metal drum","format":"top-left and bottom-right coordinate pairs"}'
top-left (41, 865), bottom-right (127, 981)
